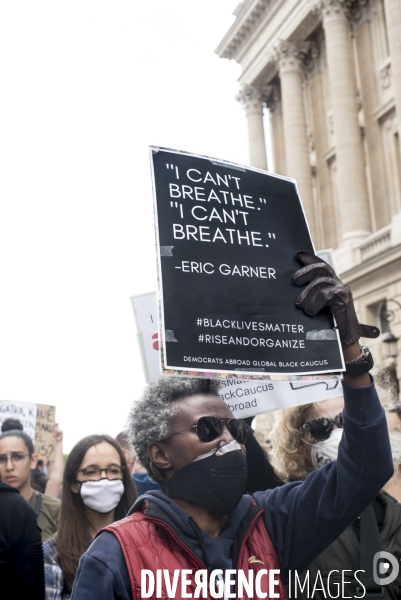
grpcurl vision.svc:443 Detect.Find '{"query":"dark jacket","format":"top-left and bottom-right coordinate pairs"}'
top-left (294, 492), bottom-right (401, 600)
top-left (244, 422), bottom-right (283, 492)
top-left (0, 481), bottom-right (45, 600)
top-left (71, 380), bottom-right (393, 600)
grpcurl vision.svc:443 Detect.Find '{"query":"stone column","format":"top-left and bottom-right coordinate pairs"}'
top-left (276, 41), bottom-right (317, 241)
top-left (321, 0), bottom-right (371, 245)
top-left (383, 0), bottom-right (401, 156)
top-left (236, 85), bottom-right (268, 171)
top-left (266, 85), bottom-right (286, 176)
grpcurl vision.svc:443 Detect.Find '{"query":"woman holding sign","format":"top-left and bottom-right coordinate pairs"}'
top-left (43, 434), bottom-right (137, 599)
top-left (70, 252), bottom-right (393, 600)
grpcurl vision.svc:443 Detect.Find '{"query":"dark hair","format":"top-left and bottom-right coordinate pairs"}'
top-left (128, 377), bottom-right (221, 475)
top-left (1, 418), bottom-right (24, 433)
top-left (57, 434), bottom-right (137, 592)
top-left (0, 430), bottom-right (34, 454)
top-left (31, 467), bottom-right (47, 494)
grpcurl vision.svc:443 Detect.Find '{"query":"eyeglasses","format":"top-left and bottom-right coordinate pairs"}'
top-left (169, 416), bottom-right (248, 445)
top-left (0, 452), bottom-right (31, 465)
top-left (77, 465), bottom-right (125, 481)
top-left (301, 413), bottom-right (343, 442)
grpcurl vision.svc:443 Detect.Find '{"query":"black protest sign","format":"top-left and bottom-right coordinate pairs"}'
top-left (151, 147), bottom-right (344, 376)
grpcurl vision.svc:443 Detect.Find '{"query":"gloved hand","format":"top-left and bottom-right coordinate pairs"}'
top-left (292, 250), bottom-right (380, 346)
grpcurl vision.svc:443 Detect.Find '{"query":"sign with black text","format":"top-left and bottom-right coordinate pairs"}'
top-left (131, 290), bottom-right (344, 418)
top-left (0, 400), bottom-right (56, 460)
top-left (151, 147), bottom-right (344, 376)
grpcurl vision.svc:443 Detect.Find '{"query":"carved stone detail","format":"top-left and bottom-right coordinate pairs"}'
top-left (236, 85), bottom-right (271, 112)
top-left (318, 0), bottom-right (369, 23)
top-left (219, 0), bottom-right (273, 60)
top-left (236, 83), bottom-right (281, 114)
top-left (273, 40), bottom-right (318, 74)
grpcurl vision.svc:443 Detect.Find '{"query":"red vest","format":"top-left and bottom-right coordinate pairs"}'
top-left (104, 502), bottom-right (287, 600)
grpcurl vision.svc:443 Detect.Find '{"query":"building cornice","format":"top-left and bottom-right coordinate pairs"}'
top-left (217, 0), bottom-right (323, 87)
top-left (215, 0), bottom-right (273, 60)
top-left (341, 244), bottom-right (401, 286)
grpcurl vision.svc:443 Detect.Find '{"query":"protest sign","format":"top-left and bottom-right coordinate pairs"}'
top-left (131, 291), bottom-right (343, 419)
top-left (0, 400), bottom-right (56, 460)
top-left (218, 377), bottom-right (343, 419)
top-left (0, 401), bottom-right (36, 440)
top-left (150, 147), bottom-right (344, 377)
top-left (131, 292), bottom-right (160, 383)
top-left (35, 403), bottom-right (57, 461)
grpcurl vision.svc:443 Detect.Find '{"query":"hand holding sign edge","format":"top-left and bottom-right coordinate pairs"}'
top-left (292, 250), bottom-right (380, 347)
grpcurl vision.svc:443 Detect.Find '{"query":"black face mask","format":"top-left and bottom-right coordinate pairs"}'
top-left (160, 441), bottom-right (248, 516)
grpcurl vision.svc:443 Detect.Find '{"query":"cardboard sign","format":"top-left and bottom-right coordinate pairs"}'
top-left (35, 404), bottom-right (57, 461)
top-left (0, 400), bottom-right (56, 461)
top-left (131, 291), bottom-right (343, 419)
top-left (150, 147), bottom-right (344, 377)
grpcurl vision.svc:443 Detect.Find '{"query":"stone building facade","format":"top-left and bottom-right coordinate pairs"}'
top-left (217, 0), bottom-right (401, 400)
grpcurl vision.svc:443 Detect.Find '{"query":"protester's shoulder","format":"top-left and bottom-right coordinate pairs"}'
top-left (41, 493), bottom-right (61, 507)
top-left (380, 491), bottom-right (401, 521)
top-left (87, 531), bottom-right (126, 568)
top-left (95, 513), bottom-right (145, 546)
top-left (41, 493), bottom-right (61, 513)
top-left (0, 481), bottom-right (19, 496)
top-left (0, 481), bottom-right (21, 506)
top-left (253, 477), bottom-right (324, 516)
top-left (0, 483), bottom-right (36, 519)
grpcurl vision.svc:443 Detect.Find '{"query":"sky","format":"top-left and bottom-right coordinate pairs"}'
top-left (0, 1), bottom-right (259, 452)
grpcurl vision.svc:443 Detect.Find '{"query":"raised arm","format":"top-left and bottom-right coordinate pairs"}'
top-left (44, 423), bottom-right (64, 498)
top-left (253, 251), bottom-right (392, 580)
top-left (255, 379), bottom-right (392, 579)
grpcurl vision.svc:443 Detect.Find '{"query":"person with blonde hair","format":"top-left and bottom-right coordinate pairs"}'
top-left (269, 388), bottom-right (401, 599)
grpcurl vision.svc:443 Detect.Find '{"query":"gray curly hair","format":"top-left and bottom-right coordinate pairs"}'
top-left (128, 377), bottom-right (221, 474)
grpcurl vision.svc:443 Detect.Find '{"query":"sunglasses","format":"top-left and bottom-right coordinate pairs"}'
top-left (169, 416), bottom-right (248, 445)
top-left (301, 412), bottom-right (343, 442)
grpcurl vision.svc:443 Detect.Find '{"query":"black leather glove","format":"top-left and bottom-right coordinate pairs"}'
top-left (292, 250), bottom-right (380, 346)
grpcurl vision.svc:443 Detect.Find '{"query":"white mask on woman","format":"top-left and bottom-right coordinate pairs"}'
top-left (310, 428), bottom-right (343, 469)
top-left (80, 479), bottom-right (124, 513)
